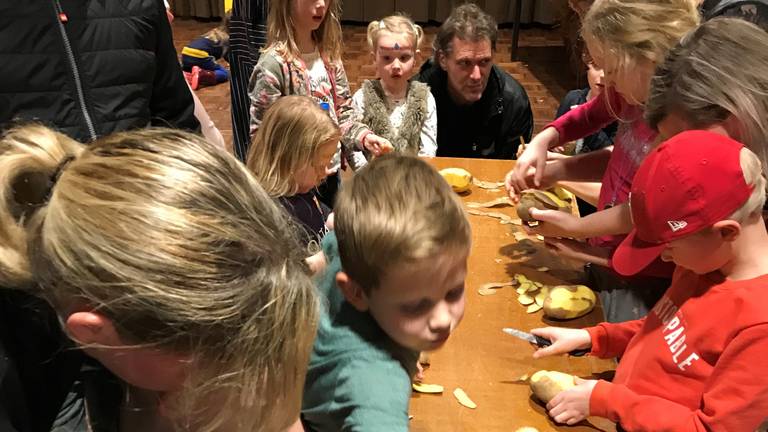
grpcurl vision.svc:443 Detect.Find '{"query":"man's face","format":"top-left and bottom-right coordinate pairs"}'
top-left (439, 37), bottom-right (493, 106)
top-left (362, 248), bottom-right (468, 352)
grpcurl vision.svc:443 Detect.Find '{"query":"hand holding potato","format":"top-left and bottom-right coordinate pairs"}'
top-left (506, 127), bottom-right (560, 201)
top-left (530, 327), bottom-right (591, 359)
top-left (546, 377), bottom-right (597, 425)
top-left (362, 133), bottom-right (393, 157)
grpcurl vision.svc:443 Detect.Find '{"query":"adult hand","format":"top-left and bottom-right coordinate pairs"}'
top-left (506, 127), bottom-right (560, 201)
top-left (530, 327), bottom-right (591, 359)
top-left (524, 208), bottom-right (582, 239)
top-left (363, 134), bottom-right (393, 156)
top-left (547, 378), bottom-right (598, 425)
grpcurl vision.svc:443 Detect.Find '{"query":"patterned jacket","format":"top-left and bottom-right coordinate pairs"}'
top-left (248, 47), bottom-right (369, 167)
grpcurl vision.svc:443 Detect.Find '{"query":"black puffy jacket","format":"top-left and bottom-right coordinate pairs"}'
top-left (0, 0), bottom-right (199, 142)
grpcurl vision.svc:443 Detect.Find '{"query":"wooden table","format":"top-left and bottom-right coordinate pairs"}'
top-left (410, 157), bottom-right (616, 432)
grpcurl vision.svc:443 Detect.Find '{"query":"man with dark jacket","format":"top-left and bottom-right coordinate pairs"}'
top-left (416, 3), bottom-right (533, 159)
top-left (0, 1), bottom-right (197, 431)
top-left (0, 0), bottom-right (199, 141)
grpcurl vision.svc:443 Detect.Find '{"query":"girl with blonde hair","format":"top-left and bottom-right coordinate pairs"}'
top-left (0, 125), bottom-right (318, 431)
top-left (248, 0), bottom-right (391, 206)
top-left (505, 0), bottom-right (700, 323)
top-left (646, 17), bottom-right (768, 180)
top-left (343, 15), bottom-right (437, 166)
top-left (247, 95), bottom-right (340, 252)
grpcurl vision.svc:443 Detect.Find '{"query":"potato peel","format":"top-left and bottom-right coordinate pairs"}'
top-left (453, 387), bottom-right (477, 409)
top-left (473, 178), bottom-right (505, 190)
top-left (412, 383), bottom-right (444, 394)
top-left (517, 293), bottom-right (535, 306)
top-left (526, 303), bottom-right (543, 313)
top-left (466, 197), bottom-right (512, 209)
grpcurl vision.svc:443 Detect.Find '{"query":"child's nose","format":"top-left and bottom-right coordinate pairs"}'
top-left (428, 301), bottom-right (452, 334)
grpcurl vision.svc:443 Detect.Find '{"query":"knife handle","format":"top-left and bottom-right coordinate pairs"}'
top-left (534, 335), bottom-right (589, 357)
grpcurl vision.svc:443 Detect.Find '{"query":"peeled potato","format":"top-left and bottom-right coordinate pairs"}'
top-left (516, 190), bottom-right (572, 223)
top-left (412, 383), bottom-right (444, 394)
top-left (529, 370), bottom-right (577, 403)
top-left (439, 168), bottom-right (473, 193)
top-left (543, 285), bottom-right (597, 320)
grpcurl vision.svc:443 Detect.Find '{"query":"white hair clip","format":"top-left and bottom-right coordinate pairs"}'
top-left (379, 20), bottom-right (386, 30)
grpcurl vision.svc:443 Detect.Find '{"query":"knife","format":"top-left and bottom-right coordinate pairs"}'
top-left (502, 327), bottom-right (589, 357)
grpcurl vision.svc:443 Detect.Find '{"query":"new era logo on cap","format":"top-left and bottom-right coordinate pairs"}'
top-left (667, 220), bottom-right (688, 232)
top-left (612, 131), bottom-right (754, 276)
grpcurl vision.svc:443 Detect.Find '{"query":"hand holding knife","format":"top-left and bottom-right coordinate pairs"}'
top-left (503, 327), bottom-right (590, 357)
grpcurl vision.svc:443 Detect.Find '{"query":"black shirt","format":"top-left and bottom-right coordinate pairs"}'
top-left (555, 88), bottom-right (616, 154)
top-left (416, 60), bottom-right (533, 159)
top-left (279, 192), bottom-right (328, 252)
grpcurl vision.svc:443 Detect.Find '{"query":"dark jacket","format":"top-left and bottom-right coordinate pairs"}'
top-left (0, 0), bottom-right (199, 142)
top-left (555, 88), bottom-right (616, 154)
top-left (701, 0), bottom-right (768, 29)
top-left (416, 59), bottom-right (533, 159)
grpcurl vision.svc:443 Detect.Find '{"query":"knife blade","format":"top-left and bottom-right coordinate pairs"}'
top-left (502, 327), bottom-right (589, 357)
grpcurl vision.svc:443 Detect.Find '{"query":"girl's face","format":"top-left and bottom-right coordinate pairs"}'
top-left (374, 31), bottom-right (416, 90)
top-left (294, 139), bottom-right (339, 194)
top-left (586, 61), bottom-right (605, 98)
top-left (291, 0), bottom-right (328, 32)
top-left (587, 39), bottom-right (656, 105)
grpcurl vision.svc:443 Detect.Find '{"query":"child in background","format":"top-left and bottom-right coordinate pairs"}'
top-left (506, 0), bottom-right (700, 322)
top-left (553, 47), bottom-right (616, 216)
top-left (301, 155), bottom-right (470, 431)
top-left (0, 125), bottom-right (317, 431)
top-left (249, 0), bottom-right (391, 206)
top-left (531, 131), bottom-right (768, 430)
top-left (344, 15), bottom-right (437, 166)
top-left (246, 96), bottom-right (339, 253)
top-left (182, 16), bottom-right (231, 90)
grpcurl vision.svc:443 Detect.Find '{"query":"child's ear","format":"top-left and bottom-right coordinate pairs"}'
top-left (713, 220), bottom-right (741, 242)
top-left (66, 311), bottom-right (123, 347)
top-left (336, 271), bottom-right (369, 311)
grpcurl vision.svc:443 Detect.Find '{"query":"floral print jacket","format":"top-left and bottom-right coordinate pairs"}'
top-left (248, 47), bottom-right (369, 169)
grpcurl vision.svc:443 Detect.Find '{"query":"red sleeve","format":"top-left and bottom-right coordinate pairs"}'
top-left (548, 88), bottom-right (622, 145)
top-left (586, 318), bottom-right (645, 358)
top-left (590, 324), bottom-right (768, 431)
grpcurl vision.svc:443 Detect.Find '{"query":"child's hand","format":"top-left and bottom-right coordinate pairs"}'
top-left (524, 208), bottom-right (582, 239)
top-left (530, 327), bottom-right (591, 359)
top-left (547, 377), bottom-right (598, 425)
top-left (542, 238), bottom-right (592, 264)
top-left (363, 134), bottom-right (393, 156)
top-left (506, 127), bottom-right (560, 202)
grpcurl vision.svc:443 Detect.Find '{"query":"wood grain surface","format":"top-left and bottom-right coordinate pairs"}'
top-left (409, 157), bottom-right (616, 432)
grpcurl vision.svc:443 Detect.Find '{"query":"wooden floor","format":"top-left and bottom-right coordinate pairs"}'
top-left (170, 19), bottom-right (578, 149)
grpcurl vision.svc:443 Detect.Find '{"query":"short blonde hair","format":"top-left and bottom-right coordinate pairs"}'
top-left (582, 0), bottom-right (699, 102)
top-left (335, 154), bottom-right (471, 293)
top-left (0, 125), bottom-right (318, 432)
top-left (266, 0), bottom-right (343, 62)
top-left (366, 14), bottom-right (424, 52)
top-left (246, 95), bottom-right (340, 197)
top-left (730, 147), bottom-right (767, 222)
top-left (647, 18), bottom-right (768, 181)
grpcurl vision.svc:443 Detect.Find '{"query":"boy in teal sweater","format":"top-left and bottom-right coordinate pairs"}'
top-left (301, 154), bottom-right (471, 431)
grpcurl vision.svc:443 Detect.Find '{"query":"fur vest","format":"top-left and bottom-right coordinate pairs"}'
top-left (361, 80), bottom-right (429, 156)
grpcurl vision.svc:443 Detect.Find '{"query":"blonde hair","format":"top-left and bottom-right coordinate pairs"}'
top-left (582, 0), bottom-right (700, 104)
top-left (246, 96), bottom-right (340, 197)
top-left (646, 18), bottom-right (768, 180)
top-left (334, 154), bottom-right (471, 293)
top-left (730, 147), bottom-right (767, 222)
top-left (0, 125), bottom-right (318, 432)
top-left (204, 13), bottom-right (231, 46)
top-left (266, 0), bottom-right (343, 62)
top-left (366, 14), bottom-right (424, 52)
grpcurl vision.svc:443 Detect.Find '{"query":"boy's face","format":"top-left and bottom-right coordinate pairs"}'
top-left (660, 226), bottom-right (734, 274)
top-left (361, 248), bottom-right (468, 352)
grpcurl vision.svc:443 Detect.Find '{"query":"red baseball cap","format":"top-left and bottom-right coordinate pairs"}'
top-left (613, 130), bottom-right (754, 276)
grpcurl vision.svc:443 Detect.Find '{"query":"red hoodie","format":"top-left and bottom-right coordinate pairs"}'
top-left (585, 268), bottom-right (768, 431)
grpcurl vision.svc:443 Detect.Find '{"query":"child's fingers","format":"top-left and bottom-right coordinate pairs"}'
top-left (532, 344), bottom-right (564, 359)
top-left (533, 158), bottom-right (546, 187)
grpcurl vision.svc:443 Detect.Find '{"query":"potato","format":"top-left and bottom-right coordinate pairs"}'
top-left (543, 285), bottom-right (596, 320)
top-left (439, 168), bottom-right (473, 193)
top-left (515, 190), bottom-right (572, 223)
top-left (529, 370), bottom-right (577, 403)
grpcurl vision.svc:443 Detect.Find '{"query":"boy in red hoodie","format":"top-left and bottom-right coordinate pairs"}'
top-left (530, 130), bottom-right (768, 431)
